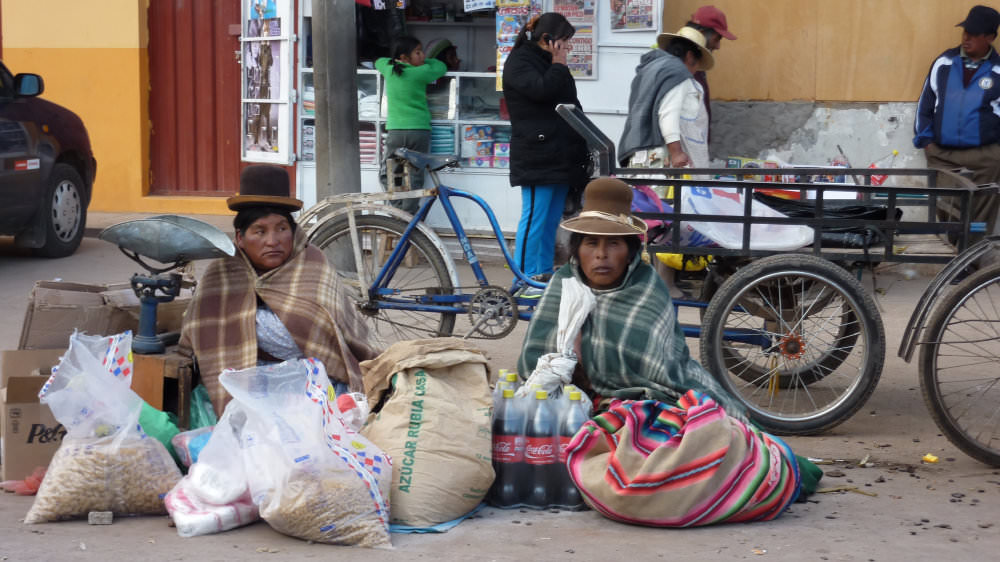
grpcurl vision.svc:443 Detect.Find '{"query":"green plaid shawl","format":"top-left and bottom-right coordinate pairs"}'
top-left (518, 256), bottom-right (749, 423)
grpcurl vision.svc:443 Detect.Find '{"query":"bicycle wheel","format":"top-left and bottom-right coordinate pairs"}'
top-left (700, 254), bottom-right (884, 435)
top-left (919, 264), bottom-right (1000, 466)
top-left (310, 213), bottom-right (456, 349)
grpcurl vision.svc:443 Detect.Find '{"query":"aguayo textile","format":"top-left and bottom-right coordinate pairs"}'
top-left (179, 230), bottom-right (377, 415)
top-left (566, 392), bottom-right (802, 526)
top-left (518, 256), bottom-right (749, 423)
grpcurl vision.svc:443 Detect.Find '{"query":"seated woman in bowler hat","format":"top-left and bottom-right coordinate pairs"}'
top-left (517, 177), bottom-right (748, 421)
top-left (178, 164), bottom-right (377, 416)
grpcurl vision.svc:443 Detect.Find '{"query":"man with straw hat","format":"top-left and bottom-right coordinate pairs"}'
top-left (618, 26), bottom-right (714, 170)
top-left (518, 177), bottom-right (749, 422)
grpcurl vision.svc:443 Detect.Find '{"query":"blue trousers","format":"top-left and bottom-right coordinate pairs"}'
top-left (513, 184), bottom-right (569, 278)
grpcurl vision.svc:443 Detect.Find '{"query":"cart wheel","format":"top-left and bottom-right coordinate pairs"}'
top-left (700, 254), bottom-right (884, 435)
top-left (919, 264), bottom-right (1000, 466)
top-left (699, 255), bottom-right (858, 382)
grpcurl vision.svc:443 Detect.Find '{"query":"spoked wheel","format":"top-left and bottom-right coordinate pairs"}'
top-left (919, 264), bottom-right (1000, 466)
top-left (699, 258), bottom-right (859, 385)
top-left (310, 214), bottom-right (455, 349)
top-left (700, 254), bottom-right (884, 435)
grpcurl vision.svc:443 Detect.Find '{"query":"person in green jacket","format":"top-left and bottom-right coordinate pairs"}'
top-left (375, 36), bottom-right (447, 213)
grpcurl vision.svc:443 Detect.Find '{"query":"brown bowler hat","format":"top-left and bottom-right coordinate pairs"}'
top-left (227, 164), bottom-right (303, 212)
top-left (560, 177), bottom-right (647, 236)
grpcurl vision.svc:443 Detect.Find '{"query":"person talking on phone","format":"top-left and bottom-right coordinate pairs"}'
top-left (502, 12), bottom-right (590, 297)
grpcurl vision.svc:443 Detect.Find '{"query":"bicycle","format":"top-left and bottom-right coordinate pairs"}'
top-left (298, 148), bottom-right (547, 349)
top-left (900, 235), bottom-right (1000, 466)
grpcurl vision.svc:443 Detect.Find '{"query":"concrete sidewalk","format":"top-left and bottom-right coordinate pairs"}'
top-left (84, 212), bottom-right (234, 239)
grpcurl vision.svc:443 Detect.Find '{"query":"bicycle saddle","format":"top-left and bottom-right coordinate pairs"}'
top-left (393, 147), bottom-right (459, 172)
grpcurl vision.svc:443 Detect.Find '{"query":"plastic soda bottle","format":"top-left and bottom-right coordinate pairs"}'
top-left (869, 150), bottom-right (898, 187)
top-left (524, 390), bottom-right (559, 508)
top-left (556, 390), bottom-right (589, 509)
top-left (488, 388), bottom-right (527, 508)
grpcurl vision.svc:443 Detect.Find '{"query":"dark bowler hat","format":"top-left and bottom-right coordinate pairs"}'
top-left (227, 164), bottom-right (303, 212)
top-left (560, 177), bottom-right (647, 236)
top-left (957, 5), bottom-right (1000, 36)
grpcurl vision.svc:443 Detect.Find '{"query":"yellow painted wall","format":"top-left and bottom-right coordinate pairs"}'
top-left (2, 0), bottom-right (229, 215)
top-left (662, 0), bottom-right (1000, 102)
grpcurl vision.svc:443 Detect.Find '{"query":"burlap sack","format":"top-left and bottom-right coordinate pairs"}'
top-left (361, 338), bottom-right (494, 527)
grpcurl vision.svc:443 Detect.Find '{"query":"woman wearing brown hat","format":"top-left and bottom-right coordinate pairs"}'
top-left (517, 177), bottom-right (747, 421)
top-left (178, 165), bottom-right (377, 416)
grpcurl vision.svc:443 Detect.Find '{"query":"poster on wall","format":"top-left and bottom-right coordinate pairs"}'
top-left (241, 0), bottom-right (294, 164)
top-left (610, 0), bottom-right (656, 32)
top-left (495, 0), bottom-right (541, 90)
top-left (553, 0), bottom-right (597, 79)
top-left (465, 0), bottom-right (494, 12)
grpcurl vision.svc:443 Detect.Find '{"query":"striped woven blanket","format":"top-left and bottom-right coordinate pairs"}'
top-left (565, 391), bottom-right (801, 526)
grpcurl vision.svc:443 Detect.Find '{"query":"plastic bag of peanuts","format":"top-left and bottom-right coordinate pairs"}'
top-left (25, 332), bottom-right (182, 523)
top-left (218, 358), bottom-right (392, 548)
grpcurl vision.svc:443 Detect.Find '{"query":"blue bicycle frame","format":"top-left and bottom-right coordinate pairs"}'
top-left (358, 181), bottom-right (770, 345)
top-left (366, 182), bottom-right (547, 321)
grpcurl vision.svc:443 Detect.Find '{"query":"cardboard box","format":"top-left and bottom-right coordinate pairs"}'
top-left (1, 348), bottom-right (66, 481)
top-left (18, 281), bottom-right (190, 350)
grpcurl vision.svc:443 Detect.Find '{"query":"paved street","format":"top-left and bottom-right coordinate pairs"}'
top-left (1, 218), bottom-right (998, 561)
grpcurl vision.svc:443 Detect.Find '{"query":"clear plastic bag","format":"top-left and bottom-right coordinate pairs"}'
top-left (222, 358), bottom-right (392, 547)
top-left (165, 406), bottom-right (258, 537)
top-left (26, 332), bottom-right (181, 523)
top-left (681, 186), bottom-right (814, 250)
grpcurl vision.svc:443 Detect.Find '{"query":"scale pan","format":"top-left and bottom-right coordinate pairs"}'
top-left (99, 215), bottom-right (235, 264)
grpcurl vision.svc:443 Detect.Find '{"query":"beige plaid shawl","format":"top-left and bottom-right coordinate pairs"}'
top-left (179, 230), bottom-right (377, 415)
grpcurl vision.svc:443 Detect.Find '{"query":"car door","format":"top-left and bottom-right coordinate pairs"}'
top-left (0, 62), bottom-right (44, 232)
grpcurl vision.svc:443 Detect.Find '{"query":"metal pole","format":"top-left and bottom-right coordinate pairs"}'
top-left (313, 0), bottom-right (360, 270)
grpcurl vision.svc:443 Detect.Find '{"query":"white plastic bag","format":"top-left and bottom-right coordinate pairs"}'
top-left (223, 358), bottom-right (392, 547)
top-left (519, 278), bottom-right (596, 398)
top-left (26, 332), bottom-right (181, 523)
top-left (681, 185), bottom-right (814, 250)
top-left (165, 405), bottom-right (259, 537)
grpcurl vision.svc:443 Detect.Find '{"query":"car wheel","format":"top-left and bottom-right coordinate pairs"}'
top-left (36, 163), bottom-right (87, 258)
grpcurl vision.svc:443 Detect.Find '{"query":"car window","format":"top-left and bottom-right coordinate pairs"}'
top-left (0, 63), bottom-right (13, 98)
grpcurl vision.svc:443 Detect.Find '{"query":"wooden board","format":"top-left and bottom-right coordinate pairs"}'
top-left (661, 0), bottom-right (989, 102)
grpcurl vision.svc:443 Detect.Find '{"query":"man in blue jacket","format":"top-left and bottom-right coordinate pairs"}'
top-left (914, 5), bottom-right (1000, 247)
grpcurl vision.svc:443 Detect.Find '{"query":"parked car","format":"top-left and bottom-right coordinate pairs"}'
top-left (0, 60), bottom-right (96, 257)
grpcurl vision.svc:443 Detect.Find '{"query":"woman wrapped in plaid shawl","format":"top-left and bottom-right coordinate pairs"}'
top-left (179, 165), bottom-right (378, 416)
top-left (517, 177), bottom-right (749, 422)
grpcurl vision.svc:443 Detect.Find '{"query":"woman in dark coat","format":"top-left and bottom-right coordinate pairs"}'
top-left (502, 12), bottom-right (590, 291)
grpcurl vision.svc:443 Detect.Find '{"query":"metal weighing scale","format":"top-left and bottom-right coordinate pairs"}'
top-left (99, 215), bottom-right (235, 354)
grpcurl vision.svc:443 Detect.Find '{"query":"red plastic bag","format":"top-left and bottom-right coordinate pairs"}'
top-left (0, 467), bottom-right (47, 496)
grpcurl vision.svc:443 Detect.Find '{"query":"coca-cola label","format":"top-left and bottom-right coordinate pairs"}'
top-left (558, 435), bottom-right (572, 462)
top-left (523, 437), bottom-right (555, 465)
top-left (493, 435), bottom-right (524, 463)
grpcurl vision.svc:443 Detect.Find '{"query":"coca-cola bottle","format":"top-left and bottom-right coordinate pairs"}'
top-left (556, 390), bottom-right (589, 510)
top-left (524, 389), bottom-right (559, 508)
top-left (492, 370), bottom-right (521, 409)
top-left (488, 388), bottom-right (526, 508)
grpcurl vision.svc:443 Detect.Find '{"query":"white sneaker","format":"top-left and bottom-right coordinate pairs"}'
top-left (518, 286), bottom-right (545, 299)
